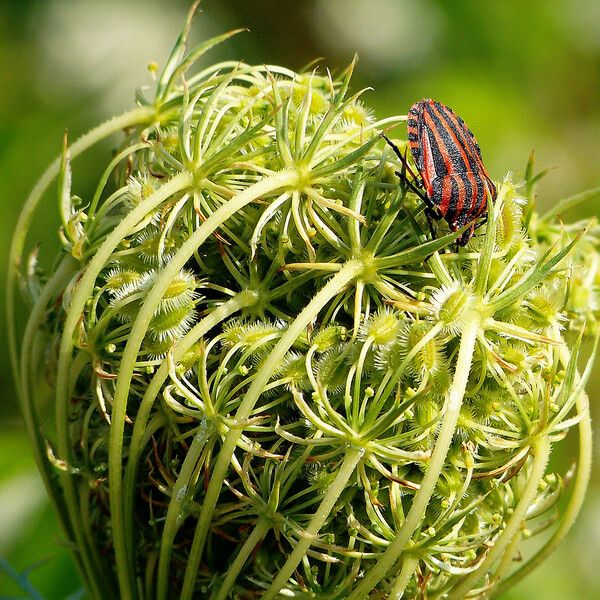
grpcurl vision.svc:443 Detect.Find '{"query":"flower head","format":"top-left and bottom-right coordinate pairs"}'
top-left (9, 7), bottom-right (599, 600)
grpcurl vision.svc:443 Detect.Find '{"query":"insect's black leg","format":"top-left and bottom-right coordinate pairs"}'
top-left (380, 133), bottom-right (430, 206)
top-left (425, 209), bottom-right (438, 241)
top-left (457, 223), bottom-right (476, 248)
top-left (465, 216), bottom-right (489, 242)
top-left (381, 133), bottom-right (444, 242)
top-left (474, 214), bottom-right (488, 231)
top-left (394, 170), bottom-right (430, 203)
top-left (381, 132), bottom-right (402, 157)
top-left (381, 133), bottom-right (422, 184)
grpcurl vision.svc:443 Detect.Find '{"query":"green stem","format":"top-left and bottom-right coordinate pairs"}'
top-left (7, 106), bottom-right (155, 396)
top-left (262, 447), bottom-right (364, 600)
top-left (474, 182), bottom-right (503, 296)
top-left (365, 322), bottom-right (443, 429)
top-left (88, 142), bottom-right (148, 219)
top-left (122, 291), bottom-right (258, 553)
top-left (347, 315), bottom-right (481, 600)
top-left (156, 434), bottom-right (207, 600)
top-left (32, 325), bottom-right (99, 595)
top-left (213, 517), bottom-right (271, 600)
top-left (347, 173), bottom-right (365, 253)
top-left (19, 256), bottom-right (111, 597)
top-left (491, 527), bottom-right (523, 589)
top-left (388, 556), bottom-right (419, 600)
top-left (55, 171), bottom-right (193, 600)
top-left (425, 251), bottom-right (453, 288)
top-left (19, 256), bottom-right (78, 519)
top-left (109, 170), bottom-right (298, 597)
top-left (179, 259), bottom-right (364, 600)
top-left (493, 353), bottom-right (592, 596)
top-left (448, 436), bottom-right (551, 599)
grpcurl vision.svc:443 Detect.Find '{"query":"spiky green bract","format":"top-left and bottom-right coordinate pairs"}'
top-left (9, 14), bottom-right (599, 600)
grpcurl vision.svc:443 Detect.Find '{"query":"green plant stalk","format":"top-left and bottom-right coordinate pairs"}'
top-left (144, 554), bottom-right (159, 600)
top-left (426, 251), bottom-right (453, 288)
top-left (493, 359), bottom-right (592, 595)
top-left (388, 556), bottom-right (419, 600)
top-left (122, 291), bottom-right (259, 553)
top-left (7, 106), bottom-right (155, 394)
top-left (448, 436), bottom-right (552, 599)
top-left (262, 446), bottom-right (364, 600)
top-left (366, 322), bottom-right (443, 427)
top-left (347, 173), bottom-right (366, 253)
top-left (156, 433), bottom-right (206, 600)
top-left (88, 142), bottom-right (149, 220)
top-left (474, 185), bottom-right (504, 297)
top-left (490, 526), bottom-right (523, 590)
top-left (19, 255), bottom-right (78, 519)
top-left (55, 427), bottom-right (111, 596)
top-left (54, 171), bottom-right (193, 600)
top-left (78, 483), bottom-right (105, 595)
top-left (30, 317), bottom-right (101, 594)
top-left (347, 315), bottom-right (481, 600)
top-left (107, 170), bottom-right (298, 597)
top-left (213, 517), bottom-right (271, 600)
top-left (179, 259), bottom-right (364, 600)
top-left (20, 255), bottom-right (109, 597)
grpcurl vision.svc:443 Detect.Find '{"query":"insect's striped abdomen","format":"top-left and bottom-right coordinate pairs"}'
top-left (433, 173), bottom-right (487, 226)
top-left (406, 98), bottom-right (497, 244)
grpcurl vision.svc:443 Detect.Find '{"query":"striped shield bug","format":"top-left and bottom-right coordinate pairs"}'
top-left (384, 98), bottom-right (497, 246)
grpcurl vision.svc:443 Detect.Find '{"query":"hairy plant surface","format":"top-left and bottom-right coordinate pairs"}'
top-left (8, 5), bottom-right (600, 600)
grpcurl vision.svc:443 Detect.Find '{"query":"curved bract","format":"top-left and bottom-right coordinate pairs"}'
top-left (9, 6), bottom-right (599, 600)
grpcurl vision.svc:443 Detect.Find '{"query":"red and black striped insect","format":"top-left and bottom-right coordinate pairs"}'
top-left (384, 98), bottom-right (497, 246)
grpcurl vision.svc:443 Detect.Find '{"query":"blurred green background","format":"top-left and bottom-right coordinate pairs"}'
top-left (1, 1), bottom-right (599, 598)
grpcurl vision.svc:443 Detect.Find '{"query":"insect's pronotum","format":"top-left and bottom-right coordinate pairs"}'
top-left (384, 98), bottom-right (497, 245)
